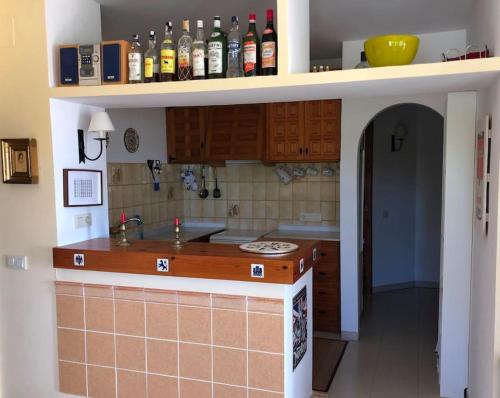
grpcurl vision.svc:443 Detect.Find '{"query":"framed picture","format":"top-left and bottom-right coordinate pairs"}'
top-left (63, 169), bottom-right (103, 207)
top-left (292, 286), bottom-right (307, 370)
top-left (1, 138), bottom-right (38, 184)
top-left (475, 115), bottom-right (492, 235)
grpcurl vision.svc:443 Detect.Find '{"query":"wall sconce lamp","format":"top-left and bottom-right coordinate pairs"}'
top-left (78, 111), bottom-right (115, 163)
top-left (391, 124), bottom-right (407, 152)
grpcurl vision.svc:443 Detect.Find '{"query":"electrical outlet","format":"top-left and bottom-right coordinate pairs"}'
top-left (75, 213), bottom-right (92, 229)
top-left (299, 212), bottom-right (322, 222)
top-left (5, 255), bottom-right (28, 270)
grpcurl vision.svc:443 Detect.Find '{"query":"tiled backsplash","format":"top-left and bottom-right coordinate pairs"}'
top-left (55, 282), bottom-right (284, 398)
top-left (108, 162), bottom-right (339, 230)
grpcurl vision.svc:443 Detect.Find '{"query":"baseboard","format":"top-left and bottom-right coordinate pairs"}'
top-left (373, 280), bottom-right (439, 293)
top-left (341, 331), bottom-right (359, 341)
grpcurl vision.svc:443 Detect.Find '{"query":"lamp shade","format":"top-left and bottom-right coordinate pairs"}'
top-left (88, 111), bottom-right (115, 133)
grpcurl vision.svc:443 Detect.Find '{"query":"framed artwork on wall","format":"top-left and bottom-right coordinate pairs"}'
top-left (475, 115), bottom-right (492, 235)
top-left (1, 138), bottom-right (38, 184)
top-left (63, 169), bottom-right (103, 207)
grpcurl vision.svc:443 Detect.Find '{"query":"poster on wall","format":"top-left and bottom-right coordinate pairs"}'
top-left (475, 115), bottom-right (492, 235)
top-left (293, 287), bottom-right (307, 370)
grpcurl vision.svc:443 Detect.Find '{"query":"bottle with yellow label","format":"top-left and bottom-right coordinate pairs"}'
top-left (144, 30), bottom-right (159, 83)
top-left (160, 22), bottom-right (176, 82)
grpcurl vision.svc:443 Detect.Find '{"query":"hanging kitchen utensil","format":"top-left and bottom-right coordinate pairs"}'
top-left (213, 167), bottom-right (221, 198)
top-left (199, 166), bottom-right (209, 199)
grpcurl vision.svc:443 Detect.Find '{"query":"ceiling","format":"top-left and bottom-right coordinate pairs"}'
top-left (98, 0), bottom-right (474, 60)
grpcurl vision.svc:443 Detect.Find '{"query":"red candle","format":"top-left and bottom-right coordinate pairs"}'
top-left (175, 217), bottom-right (180, 227)
top-left (120, 211), bottom-right (126, 224)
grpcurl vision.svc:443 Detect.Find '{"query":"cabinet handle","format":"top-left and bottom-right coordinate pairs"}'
top-left (319, 310), bottom-right (327, 315)
top-left (201, 141), bottom-right (205, 149)
top-left (321, 252), bottom-right (326, 257)
top-left (318, 291), bottom-right (327, 295)
top-left (305, 147), bottom-right (309, 155)
top-left (299, 148), bottom-right (303, 155)
top-left (168, 156), bottom-right (177, 162)
top-left (319, 271), bottom-right (327, 276)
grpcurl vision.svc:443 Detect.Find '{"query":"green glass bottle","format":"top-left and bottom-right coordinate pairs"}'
top-left (208, 16), bottom-right (227, 79)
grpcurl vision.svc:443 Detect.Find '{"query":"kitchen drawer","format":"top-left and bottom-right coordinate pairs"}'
top-left (314, 308), bottom-right (340, 333)
top-left (314, 289), bottom-right (339, 308)
top-left (314, 266), bottom-right (339, 284)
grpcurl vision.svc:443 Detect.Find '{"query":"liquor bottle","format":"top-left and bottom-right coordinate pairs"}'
top-left (192, 20), bottom-right (207, 80)
top-left (208, 16), bottom-right (227, 79)
top-left (227, 16), bottom-right (243, 78)
top-left (160, 22), bottom-right (176, 82)
top-left (243, 14), bottom-right (260, 77)
top-left (261, 9), bottom-right (277, 75)
top-left (128, 34), bottom-right (143, 84)
top-left (177, 19), bottom-right (193, 81)
top-left (144, 30), bottom-right (159, 83)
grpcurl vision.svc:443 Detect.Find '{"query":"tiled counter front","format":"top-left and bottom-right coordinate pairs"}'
top-left (55, 282), bottom-right (284, 398)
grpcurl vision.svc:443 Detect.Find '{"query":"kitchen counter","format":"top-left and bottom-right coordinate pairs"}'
top-left (53, 238), bottom-right (321, 284)
top-left (265, 226), bottom-right (340, 241)
top-left (114, 222), bottom-right (225, 242)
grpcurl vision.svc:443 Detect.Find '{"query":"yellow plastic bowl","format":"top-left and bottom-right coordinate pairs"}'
top-left (364, 35), bottom-right (420, 67)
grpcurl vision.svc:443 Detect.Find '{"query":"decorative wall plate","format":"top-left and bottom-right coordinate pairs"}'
top-left (239, 241), bottom-right (299, 255)
top-left (124, 128), bottom-right (139, 153)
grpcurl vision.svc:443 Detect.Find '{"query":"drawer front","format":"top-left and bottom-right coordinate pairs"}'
top-left (314, 307), bottom-right (340, 332)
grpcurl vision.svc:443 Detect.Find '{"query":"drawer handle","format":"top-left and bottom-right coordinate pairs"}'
top-left (319, 310), bottom-right (327, 314)
top-left (319, 271), bottom-right (327, 276)
top-left (318, 291), bottom-right (327, 295)
top-left (321, 252), bottom-right (326, 257)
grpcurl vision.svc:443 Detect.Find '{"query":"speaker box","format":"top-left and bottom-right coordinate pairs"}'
top-left (58, 45), bottom-right (79, 86)
top-left (102, 40), bottom-right (130, 84)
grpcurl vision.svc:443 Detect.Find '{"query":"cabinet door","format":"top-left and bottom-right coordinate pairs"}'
top-left (166, 107), bottom-right (205, 163)
top-left (206, 104), bottom-right (265, 161)
top-left (304, 100), bottom-right (341, 161)
top-left (313, 240), bottom-right (340, 333)
top-left (267, 102), bottom-right (305, 161)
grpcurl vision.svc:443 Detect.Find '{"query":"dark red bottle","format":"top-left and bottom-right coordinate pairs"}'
top-left (260, 9), bottom-right (277, 75)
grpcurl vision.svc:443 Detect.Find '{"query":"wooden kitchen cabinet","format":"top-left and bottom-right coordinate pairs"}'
top-left (205, 104), bottom-right (265, 161)
top-left (313, 240), bottom-right (340, 333)
top-left (166, 107), bottom-right (206, 164)
top-left (267, 100), bottom-right (341, 162)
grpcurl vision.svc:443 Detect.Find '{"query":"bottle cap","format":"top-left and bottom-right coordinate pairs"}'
top-left (266, 9), bottom-right (274, 20)
top-left (182, 19), bottom-right (189, 31)
top-left (214, 16), bottom-right (221, 28)
top-left (232, 16), bottom-right (238, 24)
top-left (249, 13), bottom-right (256, 22)
top-left (166, 21), bottom-right (172, 29)
top-left (197, 20), bottom-right (203, 28)
top-left (149, 30), bottom-right (155, 39)
top-left (132, 34), bottom-right (139, 40)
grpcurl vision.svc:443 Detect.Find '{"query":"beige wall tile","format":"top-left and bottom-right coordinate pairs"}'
top-left (239, 164), bottom-right (253, 182)
top-left (84, 284), bottom-right (113, 298)
top-left (252, 219), bottom-right (267, 230)
top-left (55, 281), bottom-right (82, 296)
top-left (57, 329), bottom-right (85, 363)
top-left (306, 201), bottom-right (321, 213)
top-left (148, 375), bottom-right (178, 398)
top-left (59, 361), bottom-right (86, 396)
top-left (306, 182), bottom-right (321, 202)
top-left (178, 292), bottom-right (211, 307)
top-left (179, 379), bottom-right (211, 398)
top-left (321, 202), bottom-right (335, 221)
top-left (215, 200), bottom-right (228, 218)
top-left (253, 201), bottom-right (266, 219)
top-left (226, 165), bottom-right (240, 182)
top-left (266, 201), bottom-right (279, 219)
top-left (117, 369), bottom-right (146, 398)
top-left (239, 218), bottom-right (253, 230)
top-left (56, 295), bottom-right (84, 329)
top-left (147, 339), bottom-right (178, 376)
top-left (86, 331), bottom-right (115, 367)
top-left (279, 202), bottom-right (292, 221)
top-left (252, 165), bottom-right (266, 182)
top-left (179, 342), bottom-right (211, 381)
top-left (202, 200), bottom-right (215, 218)
top-left (266, 219), bottom-right (279, 230)
top-left (146, 303), bottom-right (177, 340)
top-left (179, 306), bottom-right (211, 344)
top-left (265, 166), bottom-right (277, 181)
top-left (213, 309), bottom-right (247, 349)
top-left (227, 183), bottom-right (240, 200)
top-left (248, 352), bottom-right (284, 392)
top-left (190, 200), bottom-right (202, 218)
top-left (213, 347), bottom-right (247, 386)
top-left (292, 182), bottom-right (306, 201)
top-left (247, 298), bottom-right (284, 314)
top-left (239, 201), bottom-right (253, 218)
top-left (88, 365), bottom-right (116, 398)
top-left (239, 183), bottom-right (253, 199)
top-left (279, 183), bottom-right (293, 201)
top-left (212, 294), bottom-right (246, 311)
top-left (227, 218), bottom-right (241, 229)
top-left (145, 289), bottom-right (177, 304)
top-left (116, 336), bottom-right (146, 371)
top-left (115, 300), bottom-right (145, 336)
top-left (248, 313), bottom-right (284, 354)
top-left (293, 201), bottom-right (307, 220)
top-left (214, 384), bottom-right (247, 398)
top-left (122, 185), bottom-right (134, 208)
top-left (265, 183), bottom-right (279, 201)
top-left (252, 183), bottom-right (266, 200)
top-left (85, 297), bottom-right (114, 333)
top-left (320, 182), bottom-right (335, 202)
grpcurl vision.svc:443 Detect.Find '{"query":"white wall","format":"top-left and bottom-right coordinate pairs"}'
top-left (342, 29), bottom-right (467, 70)
top-left (438, 92), bottom-right (476, 398)
top-left (372, 106), bottom-right (417, 288)
top-left (107, 108), bottom-right (167, 163)
top-left (414, 108), bottom-right (443, 283)
top-left (340, 93), bottom-right (446, 336)
top-left (50, 99), bottom-right (109, 246)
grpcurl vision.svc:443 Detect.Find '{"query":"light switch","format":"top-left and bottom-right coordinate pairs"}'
top-left (5, 255), bottom-right (27, 270)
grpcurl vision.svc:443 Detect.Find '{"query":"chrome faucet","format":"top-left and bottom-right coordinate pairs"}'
top-left (117, 215), bottom-right (144, 246)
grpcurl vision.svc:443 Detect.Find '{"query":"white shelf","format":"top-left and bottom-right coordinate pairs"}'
top-left (49, 58), bottom-right (500, 108)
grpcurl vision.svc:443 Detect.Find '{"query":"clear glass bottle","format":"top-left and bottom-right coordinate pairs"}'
top-left (128, 34), bottom-right (143, 84)
top-left (261, 9), bottom-right (277, 75)
top-left (144, 30), bottom-right (159, 83)
top-left (243, 14), bottom-right (259, 77)
top-left (208, 16), bottom-right (227, 79)
top-left (355, 51), bottom-right (370, 69)
top-left (227, 16), bottom-right (243, 78)
top-left (192, 20), bottom-right (207, 80)
top-left (160, 22), bottom-right (176, 82)
top-left (177, 19), bottom-right (193, 81)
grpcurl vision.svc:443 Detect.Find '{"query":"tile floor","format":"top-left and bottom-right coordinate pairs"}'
top-left (329, 288), bottom-right (441, 398)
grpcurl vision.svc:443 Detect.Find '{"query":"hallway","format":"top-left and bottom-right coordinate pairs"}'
top-left (329, 288), bottom-right (440, 397)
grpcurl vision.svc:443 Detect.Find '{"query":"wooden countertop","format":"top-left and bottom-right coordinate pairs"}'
top-left (53, 238), bottom-right (321, 284)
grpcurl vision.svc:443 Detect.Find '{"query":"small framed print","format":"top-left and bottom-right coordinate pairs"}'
top-left (63, 169), bottom-right (103, 207)
top-left (1, 138), bottom-right (38, 184)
